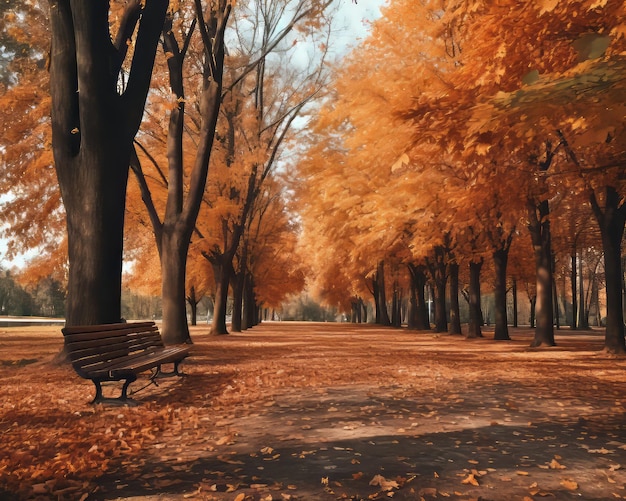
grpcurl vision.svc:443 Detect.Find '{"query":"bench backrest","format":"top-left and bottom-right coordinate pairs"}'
top-left (62, 322), bottom-right (164, 378)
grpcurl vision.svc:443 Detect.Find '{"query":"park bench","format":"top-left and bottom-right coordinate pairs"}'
top-left (62, 321), bottom-right (190, 405)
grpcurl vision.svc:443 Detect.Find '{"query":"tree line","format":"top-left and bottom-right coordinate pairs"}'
top-left (295, 0), bottom-right (626, 352)
top-left (1, 0), bottom-right (624, 352)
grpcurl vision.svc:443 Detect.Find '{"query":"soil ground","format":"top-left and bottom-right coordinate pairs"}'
top-left (1, 322), bottom-right (626, 501)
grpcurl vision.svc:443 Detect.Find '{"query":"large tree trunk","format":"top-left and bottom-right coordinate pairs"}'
top-left (493, 248), bottom-right (511, 340)
top-left (428, 246), bottom-right (448, 333)
top-left (160, 231), bottom-right (191, 344)
top-left (591, 186), bottom-right (626, 354)
top-left (467, 259), bottom-right (483, 338)
top-left (448, 263), bottom-right (462, 335)
top-left (528, 199), bottom-right (556, 347)
top-left (49, 0), bottom-right (167, 326)
top-left (407, 263), bottom-right (429, 330)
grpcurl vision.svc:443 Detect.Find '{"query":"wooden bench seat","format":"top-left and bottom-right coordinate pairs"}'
top-left (62, 322), bottom-right (190, 405)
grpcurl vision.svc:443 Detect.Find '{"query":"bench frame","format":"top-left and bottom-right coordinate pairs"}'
top-left (62, 322), bottom-right (190, 405)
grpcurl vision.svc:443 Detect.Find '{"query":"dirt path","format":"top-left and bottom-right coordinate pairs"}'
top-left (1, 322), bottom-right (626, 500)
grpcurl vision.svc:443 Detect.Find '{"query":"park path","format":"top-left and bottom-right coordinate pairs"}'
top-left (1, 322), bottom-right (626, 500)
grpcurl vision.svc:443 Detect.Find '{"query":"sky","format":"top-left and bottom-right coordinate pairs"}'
top-left (333, 0), bottom-right (385, 54)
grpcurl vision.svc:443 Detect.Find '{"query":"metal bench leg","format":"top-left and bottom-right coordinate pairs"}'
top-left (90, 376), bottom-right (138, 406)
top-left (152, 361), bottom-right (186, 379)
top-left (90, 379), bottom-right (104, 405)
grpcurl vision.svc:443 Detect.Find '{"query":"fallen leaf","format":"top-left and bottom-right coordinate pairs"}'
top-left (549, 459), bottom-right (566, 469)
top-left (560, 479), bottom-right (578, 491)
top-left (461, 473), bottom-right (479, 486)
top-left (588, 448), bottom-right (614, 454)
top-left (369, 474), bottom-right (399, 491)
top-left (234, 494), bottom-right (245, 501)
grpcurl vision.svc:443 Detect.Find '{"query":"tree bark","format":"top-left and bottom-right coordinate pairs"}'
top-left (160, 230), bottom-right (191, 343)
top-left (243, 272), bottom-right (256, 329)
top-left (448, 262), bottom-right (462, 335)
top-left (407, 263), bottom-right (429, 330)
top-left (231, 268), bottom-right (245, 332)
top-left (590, 186), bottom-right (626, 354)
top-left (186, 285), bottom-right (198, 326)
top-left (467, 259), bottom-right (483, 338)
top-left (493, 248), bottom-right (511, 340)
top-left (570, 252), bottom-right (578, 329)
top-left (210, 258), bottom-right (231, 335)
top-left (427, 246), bottom-right (448, 333)
top-left (530, 295), bottom-right (536, 328)
top-left (578, 254), bottom-right (589, 329)
top-left (512, 277), bottom-right (518, 328)
top-left (528, 199), bottom-right (556, 347)
top-left (49, 0), bottom-right (167, 326)
top-left (374, 261), bottom-right (391, 326)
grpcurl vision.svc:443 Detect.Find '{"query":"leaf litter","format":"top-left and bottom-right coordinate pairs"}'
top-left (1, 323), bottom-right (626, 500)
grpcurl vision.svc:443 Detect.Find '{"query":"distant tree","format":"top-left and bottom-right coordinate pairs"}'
top-left (0, 270), bottom-right (34, 316)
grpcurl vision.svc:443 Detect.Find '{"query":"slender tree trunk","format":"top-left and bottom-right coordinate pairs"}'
top-left (243, 272), bottom-right (255, 329)
top-left (374, 261), bottom-right (391, 326)
top-left (530, 295), bottom-right (536, 328)
top-left (231, 269), bottom-right (244, 332)
top-left (391, 280), bottom-right (402, 328)
top-left (449, 262), bottom-right (462, 335)
top-left (467, 259), bottom-right (483, 338)
top-left (493, 248), bottom-right (511, 340)
top-left (578, 254), bottom-right (589, 329)
top-left (186, 285), bottom-right (198, 326)
top-left (552, 253), bottom-right (560, 329)
top-left (210, 258), bottom-right (231, 335)
top-left (362, 299), bottom-right (368, 324)
top-left (528, 199), bottom-right (556, 347)
top-left (428, 247), bottom-right (448, 333)
top-left (512, 277), bottom-right (518, 328)
top-left (591, 186), bottom-right (626, 353)
top-left (571, 252), bottom-right (578, 329)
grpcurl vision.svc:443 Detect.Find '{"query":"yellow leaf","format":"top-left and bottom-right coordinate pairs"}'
top-left (369, 474), bottom-right (399, 491)
top-left (538, 0), bottom-right (559, 14)
top-left (461, 473), bottom-right (479, 486)
top-left (560, 479), bottom-right (579, 490)
top-left (549, 458), bottom-right (566, 469)
top-left (234, 494), bottom-right (245, 501)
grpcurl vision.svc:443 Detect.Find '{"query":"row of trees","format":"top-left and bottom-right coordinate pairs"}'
top-left (295, 0), bottom-right (626, 351)
top-left (1, 0), bottom-right (624, 352)
top-left (0, 270), bottom-right (65, 318)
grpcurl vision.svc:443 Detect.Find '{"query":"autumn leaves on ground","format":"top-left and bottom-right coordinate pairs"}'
top-left (2, 323), bottom-right (626, 501)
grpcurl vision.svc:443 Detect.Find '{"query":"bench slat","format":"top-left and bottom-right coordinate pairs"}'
top-left (109, 347), bottom-right (191, 377)
top-left (63, 324), bottom-right (159, 343)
